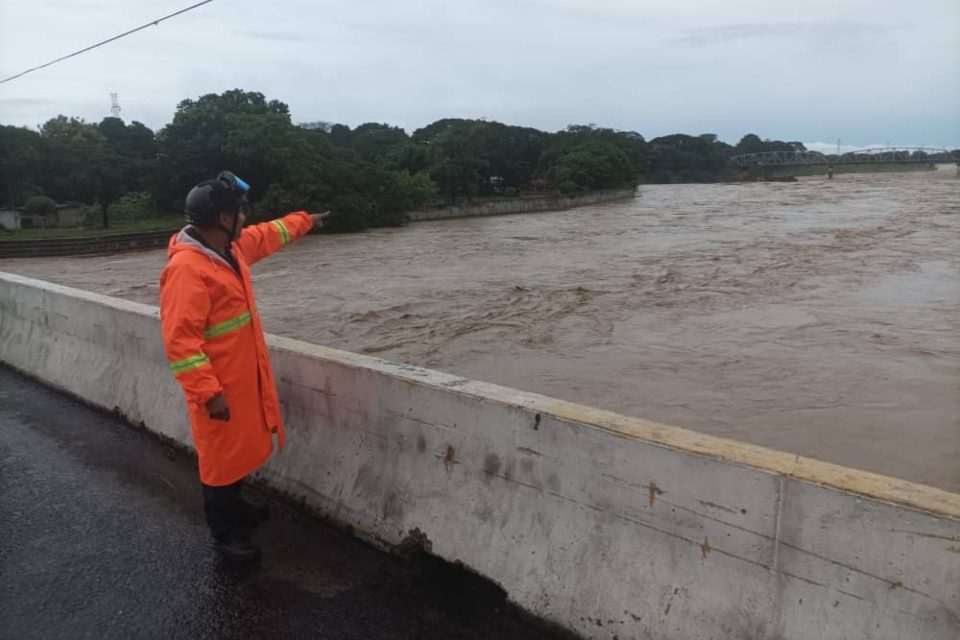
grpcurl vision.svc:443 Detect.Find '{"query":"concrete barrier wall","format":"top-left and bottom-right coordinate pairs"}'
top-left (408, 187), bottom-right (637, 222)
top-left (1, 270), bottom-right (958, 639)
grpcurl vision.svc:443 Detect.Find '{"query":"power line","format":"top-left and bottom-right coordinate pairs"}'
top-left (0, 0), bottom-right (217, 85)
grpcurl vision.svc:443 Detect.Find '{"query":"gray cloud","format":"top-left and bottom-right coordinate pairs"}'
top-left (234, 29), bottom-right (319, 43)
top-left (0, 0), bottom-right (956, 147)
top-left (671, 21), bottom-right (886, 47)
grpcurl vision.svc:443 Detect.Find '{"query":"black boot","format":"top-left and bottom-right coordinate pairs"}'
top-left (203, 480), bottom-right (262, 561)
top-left (215, 534), bottom-right (261, 562)
top-left (241, 498), bottom-right (270, 530)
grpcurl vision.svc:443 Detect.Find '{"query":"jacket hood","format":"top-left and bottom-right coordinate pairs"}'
top-left (167, 226), bottom-right (233, 269)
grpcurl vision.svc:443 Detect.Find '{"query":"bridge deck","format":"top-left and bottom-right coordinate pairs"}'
top-left (0, 367), bottom-right (565, 640)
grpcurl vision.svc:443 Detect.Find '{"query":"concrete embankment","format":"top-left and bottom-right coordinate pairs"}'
top-left (1, 270), bottom-right (957, 640)
top-left (408, 187), bottom-right (637, 222)
top-left (0, 228), bottom-right (177, 258)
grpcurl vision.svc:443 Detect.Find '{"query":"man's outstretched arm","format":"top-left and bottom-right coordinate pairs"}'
top-left (235, 211), bottom-right (330, 265)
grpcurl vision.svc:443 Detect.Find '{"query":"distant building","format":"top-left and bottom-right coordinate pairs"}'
top-left (1, 202), bottom-right (86, 230)
top-left (53, 202), bottom-right (86, 227)
top-left (0, 208), bottom-right (21, 231)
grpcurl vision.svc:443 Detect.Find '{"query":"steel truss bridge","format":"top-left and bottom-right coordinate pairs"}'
top-left (729, 147), bottom-right (955, 169)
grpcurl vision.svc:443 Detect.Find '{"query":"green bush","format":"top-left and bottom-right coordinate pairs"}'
top-left (395, 170), bottom-right (438, 206)
top-left (24, 195), bottom-right (57, 217)
top-left (110, 191), bottom-right (157, 220)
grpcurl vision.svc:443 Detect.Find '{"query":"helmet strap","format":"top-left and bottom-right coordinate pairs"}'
top-left (216, 210), bottom-right (241, 239)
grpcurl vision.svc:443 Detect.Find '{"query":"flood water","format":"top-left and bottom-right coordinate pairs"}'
top-left (3, 166), bottom-right (958, 491)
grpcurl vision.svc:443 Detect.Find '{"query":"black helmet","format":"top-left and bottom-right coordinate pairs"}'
top-left (185, 171), bottom-right (251, 228)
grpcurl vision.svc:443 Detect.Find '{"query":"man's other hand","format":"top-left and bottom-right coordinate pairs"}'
top-left (309, 211), bottom-right (332, 230)
top-left (206, 393), bottom-right (231, 421)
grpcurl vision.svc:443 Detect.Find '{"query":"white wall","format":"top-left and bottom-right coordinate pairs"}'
top-left (1, 270), bottom-right (958, 639)
top-left (0, 210), bottom-right (20, 230)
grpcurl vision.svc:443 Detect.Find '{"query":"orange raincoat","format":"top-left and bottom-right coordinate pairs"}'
top-left (160, 212), bottom-right (314, 486)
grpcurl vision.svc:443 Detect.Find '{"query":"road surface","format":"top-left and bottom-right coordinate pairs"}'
top-left (0, 366), bottom-right (569, 640)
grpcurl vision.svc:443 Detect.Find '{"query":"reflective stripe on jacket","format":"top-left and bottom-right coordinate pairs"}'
top-left (160, 211), bottom-right (313, 486)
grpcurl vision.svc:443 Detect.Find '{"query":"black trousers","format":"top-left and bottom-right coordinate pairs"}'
top-left (201, 479), bottom-right (247, 542)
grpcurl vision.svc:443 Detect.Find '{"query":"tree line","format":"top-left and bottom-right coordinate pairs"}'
top-left (0, 90), bottom-right (650, 231)
top-left (6, 89), bottom-right (945, 231)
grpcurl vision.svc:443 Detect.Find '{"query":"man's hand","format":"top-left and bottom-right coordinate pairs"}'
top-left (206, 393), bottom-right (231, 421)
top-left (309, 211), bottom-right (332, 231)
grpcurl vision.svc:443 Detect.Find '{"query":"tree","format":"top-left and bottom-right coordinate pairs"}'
top-left (428, 125), bottom-right (487, 203)
top-left (39, 116), bottom-right (105, 205)
top-left (94, 117), bottom-right (158, 227)
top-left (538, 125), bottom-right (646, 191)
top-left (383, 142), bottom-right (431, 174)
top-left (327, 123), bottom-right (352, 147)
top-left (473, 121), bottom-right (547, 194)
top-left (349, 123), bottom-right (409, 162)
top-left (99, 117), bottom-right (156, 163)
top-left (0, 125), bottom-right (44, 206)
top-left (646, 133), bottom-right (733, 183)
top-left (411, 118), bottom-right (473, 144)
top-left (393, 170), bottom-right (438, 207)
top-left (155, 89), bottom-right (291, 209)
top-left (5, 116), bottom-right (158, 227)
top-left (155, 90), bottom-right (435, 231)
top-left (734, 134), bottom-right (766, 155)
top-left (545, 141), bottom-right (633, 193)
top-left (734, 134), bottom-right (807, 156)
top-left (24, 195), bottom-right (57, 217)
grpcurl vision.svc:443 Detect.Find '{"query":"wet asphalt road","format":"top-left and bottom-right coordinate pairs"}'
top-left (0, 367), bottom-right (569, 640)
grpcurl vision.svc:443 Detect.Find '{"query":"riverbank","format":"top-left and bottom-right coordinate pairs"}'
top-left (0, 188), bottom-right (638, 257)
top-left (408, 187), bottom-right (637, 221)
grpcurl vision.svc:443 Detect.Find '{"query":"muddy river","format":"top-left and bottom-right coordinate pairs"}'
top-left (3, 167), bottom-right (958, 491)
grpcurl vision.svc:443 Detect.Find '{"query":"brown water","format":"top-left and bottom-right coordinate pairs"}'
top-left (3, 167), bottom-right (958, 491)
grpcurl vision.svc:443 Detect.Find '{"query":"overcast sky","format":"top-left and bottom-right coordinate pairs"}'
top-left (1, 0), bottom-right (958, 149)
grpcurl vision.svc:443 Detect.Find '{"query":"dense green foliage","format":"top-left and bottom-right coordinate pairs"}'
top-left (645, 133), bottom-right (810, 183)
top-left (6, 88), bottom-right (924, 232)
top-left (0, 115), bottom-right (157, 228)
top-left (646, 134), bottom-right (734, 183)
top-left (0, 90), bottom-right (650, 230)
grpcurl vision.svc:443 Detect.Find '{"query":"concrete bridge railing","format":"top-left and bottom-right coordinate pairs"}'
top-left (1, 271), bottom-right (958, 640)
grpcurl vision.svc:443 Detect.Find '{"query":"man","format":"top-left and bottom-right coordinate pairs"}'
top-left (160, 171), bottom-right (328, 561)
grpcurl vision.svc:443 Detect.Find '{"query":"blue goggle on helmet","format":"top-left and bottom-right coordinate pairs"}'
top-left (218, 170), bottom-right (250, 194)
top-left (217, 171), bottom-right (251, 215)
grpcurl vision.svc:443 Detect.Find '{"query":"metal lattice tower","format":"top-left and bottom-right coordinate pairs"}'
top-left (110, 93), bottom-right (121, 118)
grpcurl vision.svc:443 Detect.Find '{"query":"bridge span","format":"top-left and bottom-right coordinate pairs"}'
top-left (730, 146), bottom-right (956, 175)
